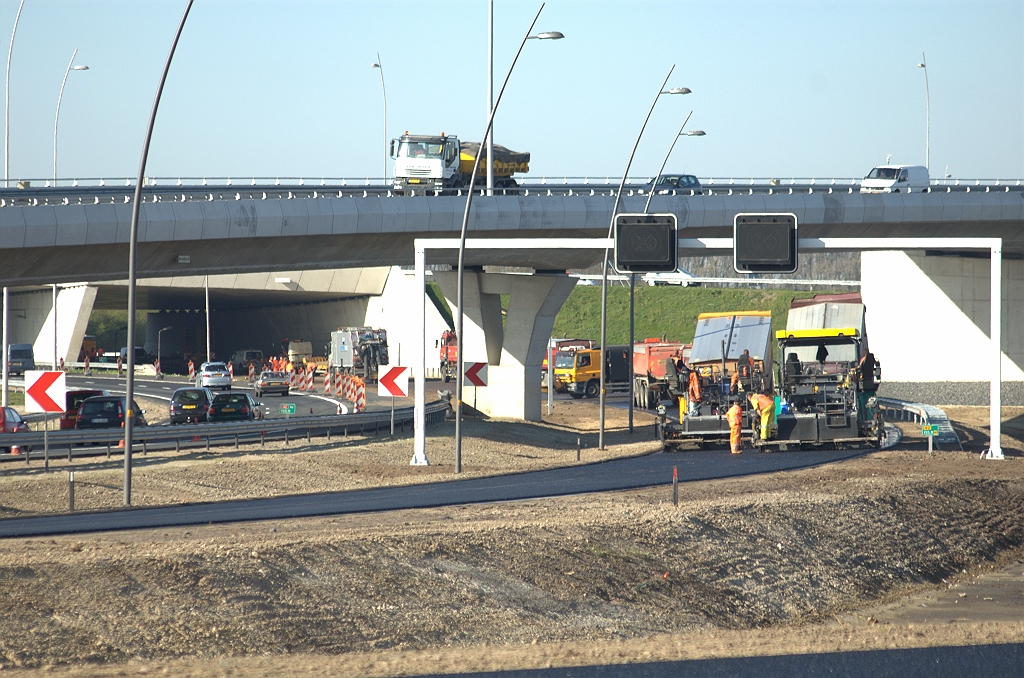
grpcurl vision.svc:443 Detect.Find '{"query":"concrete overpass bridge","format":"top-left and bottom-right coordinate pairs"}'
top-left (2, 182), bottom-right (1023, 420)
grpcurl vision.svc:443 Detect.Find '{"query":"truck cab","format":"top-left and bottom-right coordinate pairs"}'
top-left (859, 164), bottom-right (929, 193)
top-left (391, 134), bottom-right (462, 194)
top-left (554, 346), bottom-right (630, 399)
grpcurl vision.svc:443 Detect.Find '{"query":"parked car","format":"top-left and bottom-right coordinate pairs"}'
top-left (75, 396), bottom-right (147, 430)
top-left (61, 389), bottom-right (111, 430)
top-left (6, 343), bottom-right (34, 376)
top-left (207, 392), bottom-right (264, 422)
top-left (1, 406), bottom-right (30, 454)
top-left (254, 371), bottom-right (290, 397)
top-left (230, 349), bottom-right (264, 375)
top-left (119, 346), bottom-right (149, 364)
top-left (641, 174), bottom-right (702, 195)
top-left (168, 387), bottom-right (215, 424)
top-left (198, 362), bottom-right (232, 390)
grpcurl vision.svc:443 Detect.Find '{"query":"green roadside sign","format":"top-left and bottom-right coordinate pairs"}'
top-left (280, 403), bottom-right (296, 416)
top-left (922, 425), bottom-right (939, 436)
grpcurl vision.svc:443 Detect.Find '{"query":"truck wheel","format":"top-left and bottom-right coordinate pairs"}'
top-left (585, 380), bottom-right (599, 398)
top-left (569, 392), bottom-right (584, 400)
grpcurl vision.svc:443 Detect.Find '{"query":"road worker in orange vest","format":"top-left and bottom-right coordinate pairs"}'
top-left (747, 392), bottom-right (775, 441)
top-left (687, 370), bottom-right (702, 416)
top-left (726, 400), bottom-right (744, 454)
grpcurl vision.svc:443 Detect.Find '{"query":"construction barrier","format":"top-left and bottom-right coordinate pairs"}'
top-left (83, 355), bottom-right (91, 376)
top-left (289, 371), bottom-right (298, 391)
top-left (248, 363), bottom-right (256, 382)
top-left (353, 377), bottom-right (366, 413)
top-left (187, 360), bottom-right (195, 381)
top-left (59, 357), bottom-right (65, 372)
top-left (154, 359), bottom-right (161, 378)
top-left (228, 363), bottom-right (234, 380)
top-left (323, 370), bottom-right (330, 394)
top-left (305, 369), bottom-right (314, 392)
top-left (117, 356), bottom-right (123, 377)
top-left (334, 371), bottom-right (343, 398)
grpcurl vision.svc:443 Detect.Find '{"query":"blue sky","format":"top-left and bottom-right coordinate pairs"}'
top-left (3, 0), bottom-right (1022, 181)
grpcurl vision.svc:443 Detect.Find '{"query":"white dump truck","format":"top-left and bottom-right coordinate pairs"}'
top-left (390, 133), bottom-right (530, 195)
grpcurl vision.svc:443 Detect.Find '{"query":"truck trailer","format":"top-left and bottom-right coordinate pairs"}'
top-left (329, 328), bottom-right (389, 381)
top-left (391, 133), bottom-right (530, 195)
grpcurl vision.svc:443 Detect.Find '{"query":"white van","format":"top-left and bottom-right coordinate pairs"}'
top-left (859, 165), bottom-right (930, 193)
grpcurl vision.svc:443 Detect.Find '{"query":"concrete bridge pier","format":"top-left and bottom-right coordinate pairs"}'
top-left (3, 284), bottom-right (96, 366)
top-left (433, 271), bottom-right (576, 421)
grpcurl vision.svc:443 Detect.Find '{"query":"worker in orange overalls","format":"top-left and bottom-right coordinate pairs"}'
top-left (747, 392), bottom-right (775, 441)
top-left (687, 370), bottom-right (702, 416)
top-left (726, 400), bottom-right (744, 454)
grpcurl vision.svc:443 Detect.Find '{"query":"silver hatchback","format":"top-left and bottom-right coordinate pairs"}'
top-left (198, 362), bottom-right (232, 390)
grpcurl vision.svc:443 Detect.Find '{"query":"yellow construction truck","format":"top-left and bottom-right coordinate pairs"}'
top-left (553, 345), bottom-right (631, 399)
top-left (757, 327), bottom-right (882, 451)
top-left (390, 133), bottom-right (530, 194)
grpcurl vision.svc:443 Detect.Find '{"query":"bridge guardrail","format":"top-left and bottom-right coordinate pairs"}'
top-left (876, 397), bottom-right (961, 450)
top-left (0, 400), bottom-right (450, 461)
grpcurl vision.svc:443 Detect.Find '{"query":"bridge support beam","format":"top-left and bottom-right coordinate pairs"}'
top-left (4, 285), bottom-right (96, 367)
top-left (433, 271), bottom-right (576, 421)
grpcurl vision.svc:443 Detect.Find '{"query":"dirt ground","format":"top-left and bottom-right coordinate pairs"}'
top-left (0, 403), bottom-right (1022, 676)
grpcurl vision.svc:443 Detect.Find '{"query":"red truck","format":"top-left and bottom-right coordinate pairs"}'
top-left (439, 330), bottom-right (459, 382)
top-left (632, 339), bottom-right (691, 409)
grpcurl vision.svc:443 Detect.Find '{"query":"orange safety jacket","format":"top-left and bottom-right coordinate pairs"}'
top-left (726, 403), bottom-right (743, 428)
top-left (688, 371), bottom-right (702, 403)
top-left (749, 393), bottom-right (773, 412)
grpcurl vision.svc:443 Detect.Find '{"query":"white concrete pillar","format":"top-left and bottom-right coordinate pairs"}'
top-left (30, 284), bottom-right (97, 367)
top-left (434, 271), bottom-right (576, 421)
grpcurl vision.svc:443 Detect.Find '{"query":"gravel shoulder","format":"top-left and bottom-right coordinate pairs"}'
top-left (0, 404), bottom-right (1022, 676)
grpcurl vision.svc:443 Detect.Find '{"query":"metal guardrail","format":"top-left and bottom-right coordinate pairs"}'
top-left (0, 399), bottom-right (450, 462)
top-left (2, 176), bottom-right (1021, 207)
top-left (876, 397), bottom-right (961, 450)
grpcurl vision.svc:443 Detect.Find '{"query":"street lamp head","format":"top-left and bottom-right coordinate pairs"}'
top-left (664, 87), bottom-right (691, 95)
top-left (917, 63), bottom-right (926, 69)
top-left (72, 65), bottom-right (89, 71)
top-left (529, 31), bottom-right (564, 39)
top-left (685, 130), bottom-right (706, 136)
top-left (372, 63), bottom-right (380, 69)
top-left (160, 325), bottom-right (172, 332)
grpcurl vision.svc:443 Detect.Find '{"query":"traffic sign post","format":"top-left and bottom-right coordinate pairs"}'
top-left (463, 362), bottom-right (487, 419)
top-left (922, 424), bottom-right (939, 453)
top-left (25, 371), bottom-right (66, 469)
top-left (378, 365), bottom-right (410, 436)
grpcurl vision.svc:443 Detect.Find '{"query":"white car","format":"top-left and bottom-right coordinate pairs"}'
top-left (198, 362), bottom-right (232, 390)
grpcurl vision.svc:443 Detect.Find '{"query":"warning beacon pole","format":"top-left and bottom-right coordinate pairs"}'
top-left (123, 0), bottom-right (194, 506)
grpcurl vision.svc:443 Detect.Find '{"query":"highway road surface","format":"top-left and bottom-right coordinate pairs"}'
top-left (0, 448), bottom-right (866, 538)
top-left (414, 643), bottom-right (1023, 677)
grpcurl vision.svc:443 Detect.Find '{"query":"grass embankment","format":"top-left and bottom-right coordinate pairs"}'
top-left (4, 389), bottom-right (25, 407)
top-left (552, 286), bottom-right (818, 345)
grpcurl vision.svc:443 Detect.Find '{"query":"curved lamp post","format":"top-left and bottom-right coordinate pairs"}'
top-left (453, 4), bottom-right (562, 473)
top-left (597, 68), bottom-right (691, 449)
top-left (53, 51), bottom-right (89, 182)
top-left (626, 116), bottom-right (705, 431)
top-left (5, 0), bottom-right (26, 187)
top-left (917, 53), bottom-right (929, 171)
top-left (156, 325), bottom-right (172, 380)
top-left (372, 55), bottom-right (387, 183)
top-left (124, 0), bottom-right (194, 506)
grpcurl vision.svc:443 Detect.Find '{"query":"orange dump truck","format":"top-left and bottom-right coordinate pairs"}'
top-left (632, 339), bottom-right (691, 409)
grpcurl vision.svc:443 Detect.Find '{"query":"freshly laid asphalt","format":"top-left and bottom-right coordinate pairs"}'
top-left (420, 643), bottom-right (1024, 678)
top-left (0, 448), bottom-right (866, 538)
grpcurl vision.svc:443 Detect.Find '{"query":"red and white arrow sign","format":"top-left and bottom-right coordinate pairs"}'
top-left (464, 362), bottom-right (488, 387)
top-left (25, 370), bottom-right (67, 413)
top-left (378, 365), bottom-right (409, 397)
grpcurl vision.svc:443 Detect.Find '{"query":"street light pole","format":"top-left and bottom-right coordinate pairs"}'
top-left (372, 55), bottom-right (387, 183)
top-left (157, 325), bottom-right (172, 379)
top-left (454, 4), bottom-right (561, 473)
top-left (53, 50), bottom-right (89, 182)
top-left (598, 67), bottom-right (690, 449)
top-left (630, 117), bottom-right (705, 432)
top-left (917, 53), bottom-right (930, 171)
top-left (52, 284), bottom-right (58, 370)
top-left (5, 0), bottom-right (26, 187)
top-left (486, 0), bottom-right (494, 196)
top-left (205, 275), bottom-right (211, 362)
top-left (124, 0), bottom-right (194, 507)
top-left (1, 287), bottom-right (7, 408)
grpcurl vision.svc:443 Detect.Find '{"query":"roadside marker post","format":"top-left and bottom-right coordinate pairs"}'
top-left (922, 424), bottom-right (939, 453)
top-left (378, 365), bottom-right (409, 436)
top-left (463, 362), bottom-right (487, 420)
top-left (25, 371), bottom-right (66, 471)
